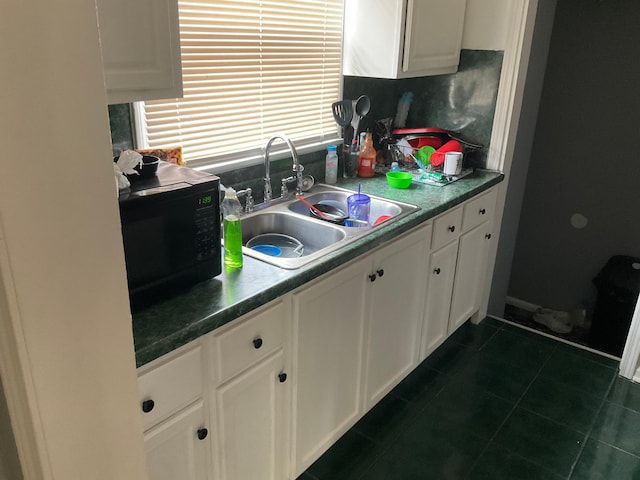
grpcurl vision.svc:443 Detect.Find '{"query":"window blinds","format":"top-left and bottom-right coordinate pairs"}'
top-left (136, 0), bottom-right (344, 167)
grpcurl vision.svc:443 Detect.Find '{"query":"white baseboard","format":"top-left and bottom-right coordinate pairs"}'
top-left (487, 314), bottom-right (621, 362)
top-left (505, 295), bottom-right (542, 312)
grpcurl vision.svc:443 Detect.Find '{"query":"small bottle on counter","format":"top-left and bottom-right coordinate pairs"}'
top-left (357, 132), bottom-right (376, 178)
top-left (221, 187), bottom-right (243, 270)
top-left (325, 145), bottom-right (338, 184)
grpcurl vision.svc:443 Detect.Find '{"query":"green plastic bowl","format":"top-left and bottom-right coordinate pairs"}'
top-left (386, 171), bottom-right (413, 189)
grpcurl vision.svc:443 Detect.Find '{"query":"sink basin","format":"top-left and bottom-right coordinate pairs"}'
top-left (238, 184), bottom-right (419, 269)
top-left (241, 211), bottom-right (348, 269)
top-left (288, 190), bottom-right (405, 223)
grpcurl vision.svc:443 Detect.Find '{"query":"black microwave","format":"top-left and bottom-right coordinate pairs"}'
top-left (118, 162), bottom-right (222, 309)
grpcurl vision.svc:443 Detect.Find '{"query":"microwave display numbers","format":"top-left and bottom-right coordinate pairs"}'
top-left (199, 195), bottom-right (212, 205)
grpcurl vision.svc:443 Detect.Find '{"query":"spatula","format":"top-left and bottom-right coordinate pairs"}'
top-left (331, 100), bottom-right (353, 141)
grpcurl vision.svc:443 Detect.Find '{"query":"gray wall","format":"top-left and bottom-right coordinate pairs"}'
top-left (507, 0), bottom-right (640, 312)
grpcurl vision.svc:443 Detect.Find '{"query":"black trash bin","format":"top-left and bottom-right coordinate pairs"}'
top-left (589, 256), bottom-right (640, 356)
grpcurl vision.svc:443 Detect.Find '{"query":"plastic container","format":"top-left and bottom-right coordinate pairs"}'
top-left (325, 145), bottom-right (338, 184)
top-left (221, 187), bottom-right (243, 269)
top-left (386, 171), bottom-right (413, 189)
top-left (343, 144), bottom-right (358, 178)
top-left (390, 162), bottom-right (401, 172)
top-left (347, 193), bottom-right (371, 224)
top-left (357, 132), bottom-right (376, 178)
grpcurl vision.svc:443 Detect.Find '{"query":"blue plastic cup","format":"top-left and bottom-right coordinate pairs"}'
top-left (347, 193), bottom-right (370, 225)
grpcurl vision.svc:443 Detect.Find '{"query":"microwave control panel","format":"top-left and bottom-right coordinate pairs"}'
top-left (194, 190), bottom-right (219, 261)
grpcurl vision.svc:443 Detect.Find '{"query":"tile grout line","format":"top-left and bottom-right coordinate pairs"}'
top-left (463, 323), bottom-right (556, 478)
top-left (566, 373), bottom-right (620, 479)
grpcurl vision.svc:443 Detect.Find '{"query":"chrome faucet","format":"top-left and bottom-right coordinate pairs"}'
top-left (263, 134), bottom-right (303, 202)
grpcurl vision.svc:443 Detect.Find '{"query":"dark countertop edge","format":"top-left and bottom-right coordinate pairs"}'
top-left (133, 171), bottom-right (504, 367)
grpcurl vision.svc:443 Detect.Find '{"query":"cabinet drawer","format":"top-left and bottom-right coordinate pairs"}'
top-left (462, 189), bottom-right (498, 232)
top-left (211, 300), bottom-right (287, 384)
top-left (431, 206), bottom-right (463, 251)
top-left (138, 344), bottom-right (203, 431)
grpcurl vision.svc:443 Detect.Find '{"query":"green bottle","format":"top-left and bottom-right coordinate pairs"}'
top-left (222, 187), bottom-right (243, 269)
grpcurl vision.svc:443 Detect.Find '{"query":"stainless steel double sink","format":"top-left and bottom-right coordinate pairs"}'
top-left (237, 184), bottom-right (419, 269)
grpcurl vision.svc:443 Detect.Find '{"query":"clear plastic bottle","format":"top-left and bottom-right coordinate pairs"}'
top-left (357, 132), bottom-right (376, 178)
top-left (221, 187), bottom-right (243, 269)
top-left (325, 145), bottom-right (338, 184)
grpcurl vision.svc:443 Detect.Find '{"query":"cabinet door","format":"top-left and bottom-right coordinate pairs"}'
top-left (293, 257), bottom-right (369, 476)
top-left (144, 401), bottom-right (209, 480)
top-left (403, 0), bottom-right (467, 75)
top-left (421, 240), bottom-right (459, 360)
top-left (97, 0), bottom-right (183, 104)
top-left (364, 226), bottom-right (429, 408)
top-left (449, 222), bottom-right (492, 334)
top-left (215, 350), bottom-right (289, 480)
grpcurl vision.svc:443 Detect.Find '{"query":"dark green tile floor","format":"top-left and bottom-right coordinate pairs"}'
top-left (297, 317), bottom-right (640, 479)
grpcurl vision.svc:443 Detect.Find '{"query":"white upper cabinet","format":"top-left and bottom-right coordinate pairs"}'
top-left (342, 0), bottom-right (467, 79)
top-left (97, 0), bottom-right (183, 104)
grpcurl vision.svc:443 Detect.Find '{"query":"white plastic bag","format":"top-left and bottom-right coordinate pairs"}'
top-left (114, 150), bottom-right (143, 192)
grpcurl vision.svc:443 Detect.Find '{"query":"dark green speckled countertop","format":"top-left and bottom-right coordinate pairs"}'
top-left (132, 169), bottom-right (504, 367)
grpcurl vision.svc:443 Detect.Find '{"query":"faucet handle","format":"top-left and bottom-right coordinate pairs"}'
top-left (243, 190), bottom-right (254, 213)
top-left (281, 176), bottom-right (296, 198)
top-left (235, 187), bottom-right (254, 213)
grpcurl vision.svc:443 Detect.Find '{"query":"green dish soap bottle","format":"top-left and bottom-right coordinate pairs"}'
top-left (222, 187), bottom-right (243, 269)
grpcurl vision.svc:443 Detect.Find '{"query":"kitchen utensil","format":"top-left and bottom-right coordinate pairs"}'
top-left (296, 194), bottom-right (328, 219)
top-left (408, 151), bottom-right (429, 174)
top-left (250, 244), bottom-right (282, 257)
top-left (135, 155), bottom-right (160, 178)
top-left (386, 171), bottom-right (413, 189)
top-left (309, 203), bottom-right (348, 225)
top-left (332, 100), bottom-right (353, 140)
top-left (430, 139), bottom-right (463, 167)
top-left (246, 233), bottom-right (304, 258)
top-left (350, 95), bottom-right (371, 148)
top-left (373, 215), bottom-right (392, 226)
top-left (344, 218), bottom-right (368, 228)
top-left (344, 150), bottom-right (358, 178)
top-left (415, 146), bottom-right (435, 166)
top-left (392, 127), bottom-right (483, 150)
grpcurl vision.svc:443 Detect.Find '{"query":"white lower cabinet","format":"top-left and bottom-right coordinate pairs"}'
top-left (292, 255), bottom-right (369, 476)
top-left (420, 187), bottom-right (498, 358)
top-left (448, 221), bottom-right (493, 333)
top-left (208, 298), bottom-right (292, 480)
top-left (420, 240), bottom-right (459, 360)
top-left (214, 350), bottom-right (288, 480)
top-left (293, 225), bottom-right (430, 476)
top-left (363, 225), bottom-right (430, 408)
top-left (137, 343), bottom-right (211, 480)
top-left (144, 401), bottom-right (210, 480)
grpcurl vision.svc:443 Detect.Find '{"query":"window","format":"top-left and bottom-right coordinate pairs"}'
top-left (135, 0), bottom-right (344, 169)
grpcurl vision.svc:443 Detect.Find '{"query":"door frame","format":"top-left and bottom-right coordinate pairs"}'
top-left (620, 298), bottom-right (640, 379)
